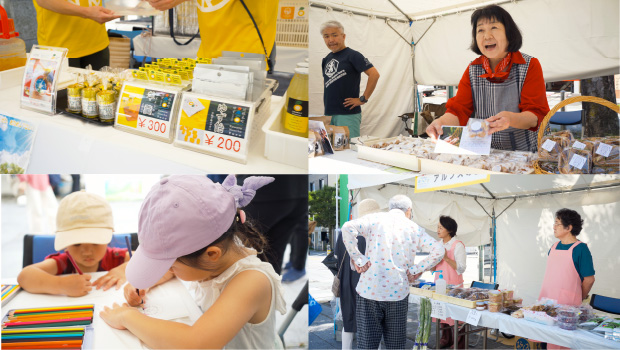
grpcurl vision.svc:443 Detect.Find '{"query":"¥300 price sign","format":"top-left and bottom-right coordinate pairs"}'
top-left (115, 83), bottom-right (179, 142)
top-left (175, 93), bottom-right (255, 164)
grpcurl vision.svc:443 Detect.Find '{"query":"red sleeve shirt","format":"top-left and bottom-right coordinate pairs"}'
top-left (45, 247), bottom-right (128, 275)
top-left (445, 52), bottom-right (550, 132)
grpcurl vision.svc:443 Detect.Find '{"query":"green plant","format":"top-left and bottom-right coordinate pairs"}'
top-left (308, 185), bottom-right (337, 244)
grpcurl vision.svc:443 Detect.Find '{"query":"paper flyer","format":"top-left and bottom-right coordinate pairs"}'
top-left (434, 119), bottom-right (492, 155)
top-left (20, 46), bottom-right (67, 115)
top-left (0, 114), bottom-right (37, 174)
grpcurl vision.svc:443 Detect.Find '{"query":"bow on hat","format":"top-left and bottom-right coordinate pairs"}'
top-left (221, 175), bottom-right (275, 208)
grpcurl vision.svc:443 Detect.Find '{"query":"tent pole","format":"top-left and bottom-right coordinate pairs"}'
top-left (492, 208), bottom-right (497, 284)
top-left (387, 0), bottom-right (413, 22)
top-left (309, 3), bottom-right (406, 23)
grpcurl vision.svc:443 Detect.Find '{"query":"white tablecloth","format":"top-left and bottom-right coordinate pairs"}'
top-left (2, 272), bottom-right (202, 349)
top-left (409, 294), bottom-right (620, 349)
top-left (0, 68), bottom-right (305, 173)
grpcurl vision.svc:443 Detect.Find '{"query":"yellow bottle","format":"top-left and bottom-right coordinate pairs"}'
top-left (281, 67), bottom-right (308, 137)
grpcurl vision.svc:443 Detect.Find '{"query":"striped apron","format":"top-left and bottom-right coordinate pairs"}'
top-left (469, 52), bottom-right (538, 152)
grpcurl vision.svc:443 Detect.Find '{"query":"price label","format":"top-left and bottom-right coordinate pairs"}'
top-left (115, 83), bottom-right (178, 142)
top-left (466, 309), bottom-right (482, 326)
top-left (430, 300), bottom-right (447, 319)
top-left (542, 139), bottom-right (557, 152)
top-left (595, 143), bottom-right (612, 157)
top-left (572, 141), bottom-right (586, 150)
top-left (569, 154), bottom-right (587, 169)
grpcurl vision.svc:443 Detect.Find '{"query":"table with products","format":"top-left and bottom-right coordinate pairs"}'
top-left (408, 294), bottom-right (620, 349)
top-left (2, 273), bottom-right (202, 349)
top-left (0, 67), bottom-right (306, 174)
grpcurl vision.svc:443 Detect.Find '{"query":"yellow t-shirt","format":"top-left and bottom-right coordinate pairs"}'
top-left (195, 0), bottom-right (277, 62)
top-left (33, 0), bottom-right (109, 58)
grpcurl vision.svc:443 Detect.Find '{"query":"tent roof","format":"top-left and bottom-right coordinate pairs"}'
top-left (311, 0), bottom-right (509, 21)
top-left (348, 175), bottom-right (620, 199)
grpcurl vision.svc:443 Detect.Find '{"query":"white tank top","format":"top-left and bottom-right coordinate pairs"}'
top-left (189, 253), bottom-right (287, 349)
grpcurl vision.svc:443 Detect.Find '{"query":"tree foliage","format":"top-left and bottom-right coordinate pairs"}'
top-left (308, 185), bottom-right (336, 231)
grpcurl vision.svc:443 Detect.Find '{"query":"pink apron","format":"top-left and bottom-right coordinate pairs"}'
top-left (433, 240), bottom-right (465, 326)
top-left (537, 241), bottom-right (583, 350)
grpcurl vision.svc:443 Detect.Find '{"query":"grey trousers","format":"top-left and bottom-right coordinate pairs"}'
top-left (356, 294), bottom-right (409, 349)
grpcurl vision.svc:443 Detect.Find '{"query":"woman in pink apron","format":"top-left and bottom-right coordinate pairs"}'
top-left (433, 215), bottom-right (467, 348)
top-left (539, 209), bottom-right (596, 349)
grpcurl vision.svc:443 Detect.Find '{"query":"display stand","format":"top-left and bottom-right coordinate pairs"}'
top-left (20, 46), bottom-right (68, 115)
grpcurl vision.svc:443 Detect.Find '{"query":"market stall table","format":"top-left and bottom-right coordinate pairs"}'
top-left (0, 69), bottom-right (305, 174)
top-left (1, 273), bottom-right (202, 349)
top-left (409, 293), bottom-right (620, 349)
top-left (309, 148), bottom-right (415, 175)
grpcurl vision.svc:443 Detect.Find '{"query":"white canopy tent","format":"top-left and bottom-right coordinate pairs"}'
top-left (346, 174), bottom-right (620, 305)
top-left (309, 0), bottom-right (620, 138)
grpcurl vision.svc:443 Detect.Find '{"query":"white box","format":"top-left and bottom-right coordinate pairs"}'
top-left (262, 95), bottom-right (308, 170)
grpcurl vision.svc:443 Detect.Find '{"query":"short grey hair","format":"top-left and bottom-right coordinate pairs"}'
top-left (320, 20), bottom-right (345, 34)
top-left (389, 194), bottom-right (412, 213)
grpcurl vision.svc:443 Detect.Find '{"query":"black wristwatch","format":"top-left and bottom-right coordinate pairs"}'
top-left (359, 95), bottom-right (367, 103)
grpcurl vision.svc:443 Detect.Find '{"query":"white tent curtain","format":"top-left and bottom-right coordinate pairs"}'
top-left (309, 8), bottom-right (414, 137)
top-left (349, 175), bottom-right (620, 305)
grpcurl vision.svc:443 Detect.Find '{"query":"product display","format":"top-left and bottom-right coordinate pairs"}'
top-left (366, 136), bottom-right (536, 174)
top-left (281, 67), bottom-right (308, 137)
top-left (559, 148), bottom-right (593, 174)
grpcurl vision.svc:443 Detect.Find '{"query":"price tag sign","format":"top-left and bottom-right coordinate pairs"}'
top-left (174, 92), bottom-right (255, 164)
top-left (572, 141), bottom-right (586, 150)
top-left (114, 82), bottom-right (180, 143)
top-left (569, 154), bottom-right (587, 169)
top-left (430, 300), bottom-right (447, 319)
top-left (466, 309), bottom-right (482, 326)
top-left (542, 139), bottom-right (557, 152)
top-left (595, 143), bottom-right (612, 157)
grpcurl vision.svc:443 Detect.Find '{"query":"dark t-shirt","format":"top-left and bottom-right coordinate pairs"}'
top-left (322, 47), bottom-right (373, 115)
top-left (547, 241), bottom-right (595, 281)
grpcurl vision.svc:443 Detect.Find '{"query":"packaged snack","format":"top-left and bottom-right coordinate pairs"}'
top-left (593, 141), bottom-right (619, 167)
top-left (553, 130), bottom-right (575, 142)
top-left (447, 288), bottom-right (465, 297)
top-left (505, 290), bottom-right (514, 300)
top-left (539, 161), bottom-right (560, 174)
top-left (468, 119), bottom-right (490, 138)
top-left (570, 139), bottom-right (595, 153)
top-left (539, 135), bottom-right (569, 161)
top-left (559, 148), bottom-right (592, 174)
top-left (96, 89), bottom-right (116, 123)
top-left (67, 74), bottom-right (84, 113)
top-left (81, 87), bottom-right (98, 119)
top-left (308, 132), bottom-right (316, 158)
top-left (513, 298), bottom-right (523, 307)
top-left (591, 166), bottom-right (619, 174)
top-left (309, 115), bottom-right (333, 127)
top-left (476, 301), bottom-right (486, 311)
top-left (488, 302), bottom-right (501, 313)
top-left (467, 291), bottom-right (489, 301)
top-left (331, 126), bottom-right (350, 151)
top-left (488, 290), bottom-right (503, 303)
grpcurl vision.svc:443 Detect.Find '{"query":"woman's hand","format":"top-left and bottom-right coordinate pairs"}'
top-left (81, 6), bottom-right (121, 24)
top-left (93, 266), bottom-right (126, 291)
top-left (426, 120), bottom-right (444, 141)
top-left (124, 283), bottom-right (148, 307)
top-left (487, 112), bottom-right (513, 134)
top-left (100, 302), bottom-right (137, 330)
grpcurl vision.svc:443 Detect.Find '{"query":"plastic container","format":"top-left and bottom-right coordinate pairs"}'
top-left (476, 301), bottom-right (486, 311)
top-left (558, 321), bottom-right (578, 330)
top-left (280, 67), bottom-right (308, 137)
top-left (262, 95), bottom-right (307, 169)
top-left (505, 290), bottom-right (514, 300)
top-left (0, 5), bottom-right (26, 72)
top-left (432, 270), bottom-right (447, 295)
top-left (488, 302), bottom-right (501, 313)
top-left (558, 315), bottom-right (579, 323)
top-left (489, 290), bottom-right (503, 303)
top-left (513, 297), bottom-right (523, 307)
top-left (103, 0), bottom-right (160, 16)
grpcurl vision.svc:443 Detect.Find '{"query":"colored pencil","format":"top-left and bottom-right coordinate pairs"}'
top-left (2, 340), bottom-right (82, 347)
top-left (125, 236), bottom-right (143, 305)
top-left (1, 285), bottom-right (20, 301)
top-left (3, 335), bottom-right (83, 342)
top-left (8, 313), bottom-right (93, 322)
top-left (2, 327), bottom-right (85, 334)
top-left (64, 251), bottom-right (83, 275)
top-left (3, 321), bottom-right (92, 329)
top-left (11, 305), bottom-right (94, 314)
top-left (9, 309), bottom-right (93, 317)
top-left (4, 317), bottom-right (92, 326)
top-left (2, 332), bottom-right (84, 338)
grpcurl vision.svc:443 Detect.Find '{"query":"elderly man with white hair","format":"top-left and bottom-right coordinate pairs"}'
top-left (342, 194), bottom-right (444, 349)
top-left (321, 20), bottom-right (380, 138)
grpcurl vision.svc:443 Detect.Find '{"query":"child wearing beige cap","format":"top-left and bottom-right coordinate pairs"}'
top-left (17, 191), bottom-right (130, 297)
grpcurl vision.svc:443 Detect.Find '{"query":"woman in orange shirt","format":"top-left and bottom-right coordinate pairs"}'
top-left (426, 4), bottom-right (549, 152)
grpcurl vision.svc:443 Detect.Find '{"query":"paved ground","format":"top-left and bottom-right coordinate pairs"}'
top-left (308, 250), bottom-right (515, 350)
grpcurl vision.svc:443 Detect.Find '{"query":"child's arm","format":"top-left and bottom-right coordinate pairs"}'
top-left (17, 259), bottom-right (93, 297)
top-left (93, 250), bottom-right (131, 291)
top-left (124, 270), bottom-right (175, 306)
top-left (101, 270), bottom-right (272, 349)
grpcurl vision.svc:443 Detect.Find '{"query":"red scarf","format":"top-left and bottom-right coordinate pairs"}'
top-left (479, 53), bottom-right (512, 81)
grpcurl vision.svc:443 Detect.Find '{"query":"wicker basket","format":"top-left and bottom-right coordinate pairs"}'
top-left (533, 95), bottom-right (620, 174)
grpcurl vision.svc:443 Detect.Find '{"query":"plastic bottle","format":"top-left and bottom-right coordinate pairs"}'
top-left (432, 270), bottom-right (447, 295)
top-left (281, 67), bottom-right (308, 137)
top-left (0, 5), bottom-right (27, 72)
